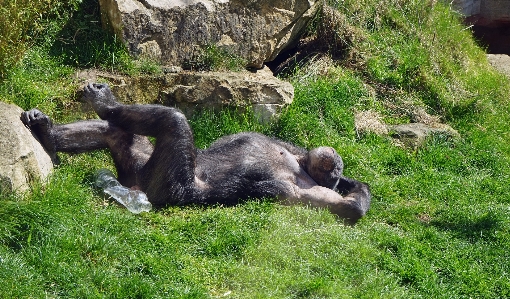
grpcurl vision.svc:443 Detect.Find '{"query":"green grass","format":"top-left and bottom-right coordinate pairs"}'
top-left (183, 45), bottom-right (247, 72)
top-left (1, 0), bottom-right (510, 298)
top-left (0, 0), bottom-right (84, 79)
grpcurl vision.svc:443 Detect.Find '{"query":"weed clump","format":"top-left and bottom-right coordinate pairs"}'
top-left (0, 0), bottom-right (47, 79)
top-left (183, 45), bottom-right (247, 72)
top-left (316, 5), bottom-right (365, 61)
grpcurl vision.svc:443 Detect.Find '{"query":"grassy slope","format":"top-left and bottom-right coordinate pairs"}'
top-left (1, 0), bottom-right (510, 298)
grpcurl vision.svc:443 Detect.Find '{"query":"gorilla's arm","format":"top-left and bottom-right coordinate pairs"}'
top-left (279, 173), bottom-right (370, 224)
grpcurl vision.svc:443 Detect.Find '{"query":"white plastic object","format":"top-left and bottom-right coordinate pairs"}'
top-left (94, 169), bottom-right (152, 214)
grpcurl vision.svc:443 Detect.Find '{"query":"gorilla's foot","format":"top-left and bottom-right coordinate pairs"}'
top-left (21, 109), bottom-right (59, 164)
top-left (21, 108), bottom-right (52, 128)
top-left (82, 83), bottom-right (121, 120)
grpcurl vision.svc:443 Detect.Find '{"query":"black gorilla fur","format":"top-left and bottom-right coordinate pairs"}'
top-left (22, 83), bottom-right (371, 223)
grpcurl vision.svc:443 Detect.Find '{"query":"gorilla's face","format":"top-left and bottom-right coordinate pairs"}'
top-left (306, 146), bottom-right (343, 190)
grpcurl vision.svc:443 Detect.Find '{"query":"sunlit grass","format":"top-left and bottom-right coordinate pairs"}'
top-left (1, 0), bottom-right (510, 298)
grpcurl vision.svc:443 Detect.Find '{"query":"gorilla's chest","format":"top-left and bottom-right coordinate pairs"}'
top-left (196, 133), bottom-right (303, 185)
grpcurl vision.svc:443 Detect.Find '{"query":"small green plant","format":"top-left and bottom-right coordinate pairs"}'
top-left (183, 45), bottom-right (246, 71)
top-left (131, 58), bottom-right (163, 75)
top-left (190, 108), bottom-right (267, 149)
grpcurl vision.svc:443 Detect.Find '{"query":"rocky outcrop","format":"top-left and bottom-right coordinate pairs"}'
top-left (76, 67), bottom-right (294, 122)
top-left (99, 0), bottom-right (318, 68)
top-left (355, 109), bottom-right (459, 148)
top-left (0, 102), bottom-right (53, 193)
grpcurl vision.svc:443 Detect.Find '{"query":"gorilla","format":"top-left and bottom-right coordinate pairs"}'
top-left (21, 83), bottom-right (370, 223)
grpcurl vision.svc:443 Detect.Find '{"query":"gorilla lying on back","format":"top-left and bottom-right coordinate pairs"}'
top-left (22, 83), bottom-right (371, 223)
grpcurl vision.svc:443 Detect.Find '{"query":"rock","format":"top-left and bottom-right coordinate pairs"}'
top-left (162, 65), bottom-right (183, 74)
top-left (389, 123), bottom-right (459, 148)
top-left (157, 67), bottom-right (294, 116)
top-left (76, 67), bottom-right (294, 120)
top-left (487, 54), bottom-right (510, 78)
top-left (453, 0), bottom-right (510, 25)
top-left (454, 1), bottom-right (510, 53)
top-left (0, 102), bottom-right (53, 193)
top-left (99, 0), bottom-right (319, 68)
top-left (354, 109), bottom-right (459, 148)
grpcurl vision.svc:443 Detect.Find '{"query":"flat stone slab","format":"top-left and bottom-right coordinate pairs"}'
top-left (76, 66), bottom-right (294, 122)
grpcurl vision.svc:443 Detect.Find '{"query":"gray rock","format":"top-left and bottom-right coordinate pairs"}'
top-left (389, 123), bottom-right (459, 148)
top-left (99, 0), bottom-right (318, 68)
top-left (355, 109), bottom-right (460, 147)
top-left (0, 103), bottom-right (53, 193)
top-left (487, 54), bottom-right (510, 78)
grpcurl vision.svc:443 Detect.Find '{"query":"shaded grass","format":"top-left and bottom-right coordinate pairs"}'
top-left (47, 0), bottom-right (134, 73)
top-left (0, 0), bottom-right (81, 78)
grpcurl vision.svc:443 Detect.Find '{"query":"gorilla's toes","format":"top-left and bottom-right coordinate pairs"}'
top-left (81, 83), bottom-right (121, 119)
top-left (21, 109), bottom-right (51, 127)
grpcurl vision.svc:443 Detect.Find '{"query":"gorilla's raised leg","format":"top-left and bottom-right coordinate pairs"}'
top-left (22, 109), bottom-right (153, 187)
top-left (82, 83), bottom-right (197, 206)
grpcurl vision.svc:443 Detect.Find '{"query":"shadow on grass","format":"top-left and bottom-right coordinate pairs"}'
top-left (431, 211), bottom-right (503, 243)
top-left (48, 0), bottom-right (129, 70)
top-left (0, 201), bottom-right (53, 251)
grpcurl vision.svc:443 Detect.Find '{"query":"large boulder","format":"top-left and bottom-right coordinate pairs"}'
top-left (0, 102), bottom-right (53, 193)
top-left (99, 0), bottom-right (319, 68)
